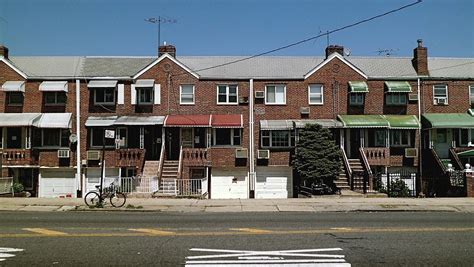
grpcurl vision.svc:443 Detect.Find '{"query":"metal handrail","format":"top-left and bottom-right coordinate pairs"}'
top-left (359, 147), bottom-right (373, 191)
top-left (157, 143), bottom-right (166, 180)
top-left (449, 148), bottom-right (463, 170)
top-left (431, 148), bottom-right (448, 174)
top-left (341, 148), bottom-right (352, 178)
top-left (177, 145), bottom-right (183, 179)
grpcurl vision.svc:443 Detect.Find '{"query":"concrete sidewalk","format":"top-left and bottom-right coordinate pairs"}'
top-left (1, 197), bottom-right (473, 213)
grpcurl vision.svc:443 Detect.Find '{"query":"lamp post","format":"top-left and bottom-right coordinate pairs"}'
top-left (144, 16), bottom-right (177, 47)
top-left (99, 129), bottom-right (115, 205)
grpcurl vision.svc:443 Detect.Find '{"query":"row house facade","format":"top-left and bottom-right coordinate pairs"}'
top-left (0, 40), bottom-right (472, 198)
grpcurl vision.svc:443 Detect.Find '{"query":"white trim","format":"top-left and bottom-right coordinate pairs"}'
top-left (154, 84), bottom-right (161, 105)
top-left (304, 53), bottom-right (367, 79)
top-left (117, 84), bottom-right (124, 104)
top-left (216, 84), bottom-right (239, 105)
top-left (93, 87), bottom-right (115, 105)
top-left (180, 84), bottom-right (195, 105)
top-left (264, 84), bottom-right (286, 105)
top-left (308, 84), bottom-right (324, 105)
top-left (133, 54), bottom-right (200, 79)
top-left (433, 84), bottom-right (448, 105)
top-left (0, 58), bottom-right (28, 79)
top-left (131, 84), bottom-right (136, 105)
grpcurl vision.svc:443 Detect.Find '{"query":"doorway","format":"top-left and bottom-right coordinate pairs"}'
top-left (144, 126), bottom-right (162, 160)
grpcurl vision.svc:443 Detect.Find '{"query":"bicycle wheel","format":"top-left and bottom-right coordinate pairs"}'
top-left (109, 192), bottom-right (126, 207)
top-left (84, 191), bottom-right (101, 207)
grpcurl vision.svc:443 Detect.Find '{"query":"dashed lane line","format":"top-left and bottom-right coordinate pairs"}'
top-left (128, 228), bottom-right (176, 235)
top-left (229, 228), bottom-right (273, 234)
top-left (22, 228), bottom-right (68, 236)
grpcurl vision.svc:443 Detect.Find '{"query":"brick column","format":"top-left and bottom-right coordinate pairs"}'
top-left (466, 170), bottom-right (474, 197)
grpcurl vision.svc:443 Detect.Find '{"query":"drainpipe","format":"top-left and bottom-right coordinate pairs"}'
top-left (75, 79), bottom-right (81, 198)
top-left (249, 78), bottom-right (255, 198)
top-left (417, 78), bottom-right (423, 195)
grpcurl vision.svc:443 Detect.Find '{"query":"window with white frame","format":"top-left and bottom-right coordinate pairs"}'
top-left (217, 85), bottom-right (238, 104)
top-left (7, 92), bottom-right (23, 106)
top-left (90, 128), bottom-right (115, 148)
top-left (470, 85), bottom-right (474, 107)
top-left (261, 130), bottom-right (296, 148)
top-left (308, 84), bottom-right (323, 105)
top-left (94, 87), bottom-right (115, 105)
top-left (265, 85), bottom-right (286, 104)
top-left (180, 84), bottom-right (195, 104)
top-left (386, 93), bottom-right (407, 106)
top-left (433, 84), bottom-right (448, 105)
top-left (116, 127), bottom-right (128, 148)
top-left (390, 130), bottom-right (411, 147)
top-left (44, 92), bottom-right (67, 105)
top-left (459, 129), bottom-right (474, 147)
top-left (213, 128), bottom-right (241, 146)
top-left (41, 129), bottom-right (69, 147)
top-left (137, 87), bottom-right (153, 105)
top-left (349, 93), bottom-right (364, 106)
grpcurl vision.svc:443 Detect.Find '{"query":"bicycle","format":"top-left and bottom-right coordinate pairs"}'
top-left (84, 181), bottom-right (126, 208)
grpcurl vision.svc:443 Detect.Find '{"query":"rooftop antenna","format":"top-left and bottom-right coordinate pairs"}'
top-left (145, 16), bottom-right (177, 47)
top-left (376, 48), bottom-right (399, 57)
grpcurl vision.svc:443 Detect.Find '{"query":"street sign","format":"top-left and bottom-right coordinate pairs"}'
top-left (105, 130), bottom-right (115, 139)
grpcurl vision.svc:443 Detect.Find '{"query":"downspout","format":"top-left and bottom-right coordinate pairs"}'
top-left (417, 77), bottom-right (422, 195)
top-left (249, 78), bottom-right (255, 198)
top-left (75, 79), bottom-right (81, 198)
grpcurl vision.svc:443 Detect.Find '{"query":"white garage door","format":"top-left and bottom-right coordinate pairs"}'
top-left (40, 169), bottom-right (76, 198)
top-left (256, 167), bottom-right (293, 199)
top-left (86, 168), bottom-right (120, 193)
top-left (211, 168), bottom-right (248, 199)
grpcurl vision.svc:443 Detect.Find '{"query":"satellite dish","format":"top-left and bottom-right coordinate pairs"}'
top-left (344, 48), bottom-right (351, 57)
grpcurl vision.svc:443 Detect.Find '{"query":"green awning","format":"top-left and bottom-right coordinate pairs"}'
top-left (385, 81), bottom-right (412, 92)
top-left (338, 115), bottom-right (389, 128)
top-left (458, 150), bottom-right (474, 157)
top-left (468, 109), bottom-right (474, 116)
top-left (384, 115), bottom-right (420, 129)
top-left (422, 113), bottom-right (474, 129)
top-left (348, 81), bottom-right (369, 93)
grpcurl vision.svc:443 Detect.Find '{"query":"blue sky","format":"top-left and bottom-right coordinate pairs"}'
top-left (0, 0), bottom-right (473, 57)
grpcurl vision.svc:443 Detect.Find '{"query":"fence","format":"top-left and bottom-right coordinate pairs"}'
top-left (119, 176), bottom-right (159, 194)
top-left (380, 172), bottom-right (417, 197)
top-left (0, 177), bottom-right (14, 196)
top-left (448, 170), bottom-right (465, 187)
top-left (160, 178), bottom-right (208, 197)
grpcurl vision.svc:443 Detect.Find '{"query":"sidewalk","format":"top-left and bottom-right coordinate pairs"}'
top-left (1, 197), bottom-right (473, 213)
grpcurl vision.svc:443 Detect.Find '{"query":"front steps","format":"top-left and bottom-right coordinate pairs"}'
top-left (135, 160), bottom-right (160, 192)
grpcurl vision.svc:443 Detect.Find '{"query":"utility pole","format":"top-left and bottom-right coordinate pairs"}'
top-left (144, 16), bottom-right (177, 46)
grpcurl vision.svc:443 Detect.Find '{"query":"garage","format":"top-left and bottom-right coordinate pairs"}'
top-left (256, 167), bottom-right (293, 199)
top-left (39, 169), bottom-right (76, 198)
top-left (85, 168), bottom-right (120, 193)
top-left (210, 168), bottom-right (248, 199)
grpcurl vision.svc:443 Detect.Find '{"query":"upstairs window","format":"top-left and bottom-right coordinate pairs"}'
top-left (213, 128), bottom-right (241, 146)
top-left (137, 87), bottom-right (153, 105)
top-left (308, 84), bottom-right (324, 105)
top-left (7, 92), bottom-right (23, 106)
top-left (44, 92), bottom-right (67, 105)
top-left (94, 88), bottom-right (115, 105)
top-left (90, 128), bottom-right (115, 148)
top-left (265, 85), bottom-right (286, 105)
top-left (180, 84), bottom-right (195, 104)
top-left (261, 130), bottom-right (295, 148)
top-left (470, 85), bottom-right (474, 108)
top-left (386, 93), bottom-right (407, 106)
top-left (217, 85), bottom-right (238, 104)
top-left (349, 93), bottom-right (365, 106)
top-left (433, 84), bottom-right (448, 105)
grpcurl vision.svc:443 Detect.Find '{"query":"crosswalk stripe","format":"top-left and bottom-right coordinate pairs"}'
top-left (22, 228), bottom-right (68, 236)
top-left (128, 228), bottom-right (175, 235)
top-left (229, 228), bottom-right (273, 234)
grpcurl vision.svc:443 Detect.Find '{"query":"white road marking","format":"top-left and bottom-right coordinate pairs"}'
top-left (0, 247), bottom-right (24, 263)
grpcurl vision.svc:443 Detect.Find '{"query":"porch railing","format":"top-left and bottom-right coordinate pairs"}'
top-left (1, 149), bottom-right (34, 165)
top-left (182, 148), bottom-right (211, 166)
top-left (177, 146), bottom-right (183, 179)
top-left (363, 147), bottom-right (390, 166)
top-left (157, 143), bottom-right (166, 180)
top-left (449, 148), bottom-right (464, 170)
top-left (0, 177), bottom-right (14, 196)
top-left (431, 148), bottom-right (448, 174)
top-left (159, 177), bottom-right (208, 197)
top-left (341, 147), bottom-right (352, 180)
top-left (359, 148), bottom-right (373, 191)
top-left (115, 149), bottom-right (145, 170)
top-left (119, 176), bottom-right (159, 194)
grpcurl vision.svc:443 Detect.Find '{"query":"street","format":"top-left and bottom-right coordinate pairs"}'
top-left (0, 211), bottom-right (473, 266)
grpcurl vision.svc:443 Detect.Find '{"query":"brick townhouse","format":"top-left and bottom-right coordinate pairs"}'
top-left (0, 40), bottom-right (472, 198)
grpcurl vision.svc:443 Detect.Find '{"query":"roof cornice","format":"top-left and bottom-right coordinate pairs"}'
top-left (133, 53), bottom-right (199, 79)
top-left (0, 57), bottom-right (28, 79)
top-left (304, 53), bottom-right (368, 80)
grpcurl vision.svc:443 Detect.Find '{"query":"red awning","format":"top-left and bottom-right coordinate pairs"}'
top-left (211, 114), bottom-right (243, 128)
top-left (164, 114), bottom-right (211, 127)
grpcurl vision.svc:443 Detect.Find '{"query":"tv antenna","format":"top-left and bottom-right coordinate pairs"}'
top-left (145, 16), bottom-right (177, 46)
top-left (376, 48), bottom-right (399, 57)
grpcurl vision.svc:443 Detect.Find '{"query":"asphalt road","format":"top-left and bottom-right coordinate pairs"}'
top-left (0, 211), bottom-right (473, 266)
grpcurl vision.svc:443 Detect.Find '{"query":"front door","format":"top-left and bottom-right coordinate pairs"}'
top-left (167, 128), bottom-right (180, 160)
top-left (144, 126), bottom-right (162, 160)
top-left (181, 128), bottom-right (193, 148)
top-left (433, 129), bottom-right (451, 158)
top-left (348, 129), bottom-right (362, 158)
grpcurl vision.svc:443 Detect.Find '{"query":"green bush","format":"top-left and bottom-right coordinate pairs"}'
top-left (12, 183), bottom-right (24, 193)
top-left (388, 179), bottom-right (411, 198)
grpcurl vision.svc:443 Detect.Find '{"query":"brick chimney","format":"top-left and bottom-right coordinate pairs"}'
top-left (0, 45), bottom-right (9, 59)
top-left (158, 43), bottom-right (176, 58)
top-left (412, 39), bottom-right (428, 75)
top-left (325, 45), bottom-right (344, 58)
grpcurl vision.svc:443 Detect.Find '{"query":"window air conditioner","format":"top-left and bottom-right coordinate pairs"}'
top-left (57, 149), bottom-right (70, 158)
top-left (255, 91), bottom-right (265, 99)
top-left (235, 148), bottom-right (248, 159)
top-left (87, 150), bottom-right (101, 160)
top-left (239, 96), bottom-right (249, 104)
top-left (300, 107), bottom-right (310, 114)
top-left (404, 148), bottom-right (418, 158)
top-left (257, 149), bottom-right (270, 159)
top-left (434, 97), bottom-right (447, 105)
top-left (408, 93), bottom-right (418, 101)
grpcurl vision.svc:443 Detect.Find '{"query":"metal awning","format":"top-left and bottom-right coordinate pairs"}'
top-left (87, 80), bottom-right (118, 88)
top-left (458, 150), bottom-right (474, 157)
top-left (114, 116), bottom-right (165, 126)
top-left (0, 113), bottom-right (41, 127)
top-left (422, 113), bottom-right (474, 129)
top-left (384, 115), bottom-right (420, 129)
top-left (1, 81), bottom-right (25, 92)
top-left (164, 115), bottom-right (212, 127)
top-left (259, 120), bottom-right (294, 130)
top-left (348, 81), bottom-right (369, 93)
top-left (39, 81), bottom-right (68, 92)
top-left (468, 109), bottom-right (474, 116)
top-left (293, 119), bottom-right (343, 128)
top-left (33, 113), bottom-right (72, 128)
top-left (338, 115), bottom-right (389, 128)
top-left (385, 81), bottom-right (412, 92)
top-left (85, 116), bottom-right (118, 127)
top-left (212, 114), bottom-right (243, 128)
top-left (134, 79), bottom-right (155, 88)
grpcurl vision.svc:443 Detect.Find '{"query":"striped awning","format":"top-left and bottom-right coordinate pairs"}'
top-left (33, 113), bottom-right (72, 128)
top-left (422, 113), bottom-right (474, 129)
top-left (39, 81), bottom-right (68, 92)
top-left (85, 116), bottom-right (118, 127)
top-left (0, 113), bottom-right (41, 127)
top-left (87, 80), bottom-right (118, 88)
top-left (134, 79), bottom-right (155, 88)
top-left (211, 114), bottom-right (243, 128)
top-left (293, 119), bottom-right (342, 128)
top-left (348, 81), bottom-right (369, 93)
top-left (338, 115), bottom-right (420, 129)
top-left (114, 116), bottom-right (165, 125)
top-left (164, 115), bottom-right (211, 127)
top-left (385, 81), bottom-right (412, 92)
top-left (259, 120), bottom-right (294, 130)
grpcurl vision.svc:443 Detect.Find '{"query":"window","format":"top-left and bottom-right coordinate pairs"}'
top-left (90, 128), bottom-right (115, 148)
top-left (137, 87), bottom-right (153, 105)
top-left (308, 84), bottom-right (323, 105)
top-left (180, 84), bottom-right (195, 104)
top-left (433, 84), bottom-right (448, 105)
top-left (470, 85), bottom-right (474, 107)
top-left (386, 93), bottom-right (407, 105)
top-left (213, 128), bottom-right (241, 146)
top-left (0, 127), bottom-right (2, 148)
top-left (261, 130), bottom-right (296, 148)
top-left (390, 130), bottom-right (411, 147)
top-left (94, 88), bottom-right (115, 105)
top-left (44, 92), bottom-right (66, 105)
top-left (116, 127), bottom-right (127, 148)
top-left (374, 130), bottom-right (387, 147)
top-left (217, 85), bottom-right (238, 104)
top-left (460, 129), bottom-right (474, 146)
top-left (7, 92), bottom-right (23, 106)
top-left (265, 85), bottom-right (286, 105)
top-left (41, 129), bottom-right (69, 147)
top-left (349, 93), bottom-right (364, 106)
